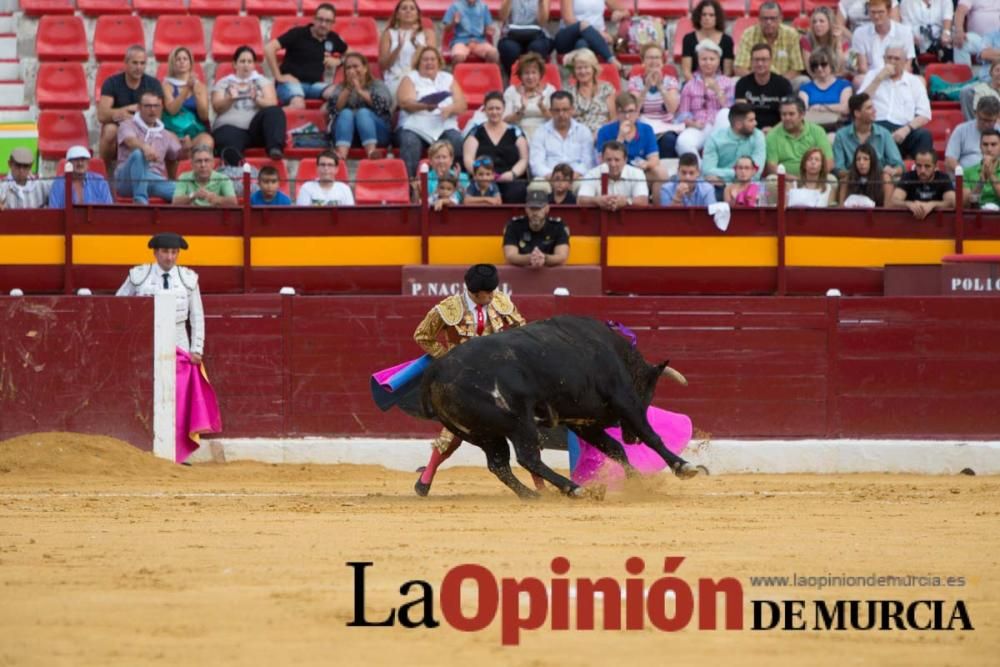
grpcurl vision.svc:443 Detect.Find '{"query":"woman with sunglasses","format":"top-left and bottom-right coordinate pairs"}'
top-left (463, 91), bottom-right (530, 203)
top-left (800, 6), bottom-right (851, 77)
top-left (799, 50), bottom-right (852, 130)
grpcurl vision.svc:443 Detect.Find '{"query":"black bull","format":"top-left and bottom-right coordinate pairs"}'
top-left (414, 315), bottom-right (700, 498)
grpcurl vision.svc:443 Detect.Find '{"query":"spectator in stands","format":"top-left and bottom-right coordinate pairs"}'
top-left (48, 146), bottom-right (113, 208)
top-left (766, 97), bottom-right (833, 178)
top-left (463, 91), bottom-right (529, 203)
top-left (799, 50), bottom-right (852, 130)
top-left (498, 0), bottom-right (553, 75)
top-left (115, 90), bottom-right (184, 205)
top-left (503, 52), bottom-right (556, 142)
top-left (971, 61), bottom-right (1000, 113)
top-left (162, 46), bottom-right (213, 153)
top-left (682, 0), bottom-right (734, 79)
top-left (296, 151), bottom-right (355, 206)
top-left (596, 92), bottom-right (669, 204)
top-left (702, 103), bottom-right (766, 187)
top-left (851, 0), bottom-right (915, 83)
top-left (465, 156), bottom-right (504, 204)
top-left (548, 163), bottom-right (577, 203)
top-left (426, 139), bottom-right (470, 199)
top-left (676, 40), bottom-right (735, 157)
top-left (98, 46), bottom-right (165, 177)
top-left (838, 143), bottom-right (893, 206)
top-left (900, 0), bottom-right (954, 59)
top-left (397, 46), bottom-right (467, 180)
top-left (265, 3), bottom-right (348, 109)
top-left (833, 92), bottom-right (904, 180)
top-left (964, 129), bottom-right (1000, 209)
top-left (954, 0), bottom-right (1000, 69)
top-left (430, 173), bottom-right (462, 210)
top-left (503, 188), bottom-right (570, 267)
top-left (554, 0), bottom-right (627, 69)
top-left (529, 92), bottom-right (595, 179)
top-left (444, 0), bottom-right (500, 64)
top-left (578, 140), bottom-right (649, 208)
top-left (890, 148), bottom-right (956, 218)
top-left (212, 46), bottom-right (287, 163)
top-left (565, 49), bottom-right (616, 137)
top-left (734, 2), bottom-right (805, 82)
top-left (786, 147), bottom-right (838, 207)
top-left (172, 145), bottom-right (238, 207)
top-left (661, 152), bottom-right (717, 206)
top-left (946, 97), bottom-right (1000, 172)
top-left (627, 44), bottom-right (682, 158)
top-left (379, 0), bottom-right (438, 98)
top-left (800, 7), bottom-right (851, 78)
top-left (724, 156), bottom-right (762, 206)
top-left (838, 0), bottom-right (900, 32)
top-left (859, 42), bottom-right (932, 160)
top-left (250, 166), bottom-right (292, 206)
top-left (0, 148), bottom-right (49, 210)
top-left (735, 44), bottom-right (793, 132)
top-left (327, 52), bottom-right (392, 161)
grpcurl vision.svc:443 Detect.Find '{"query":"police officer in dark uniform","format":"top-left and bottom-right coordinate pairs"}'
top-left (502, 188), bottom-right (571, 268)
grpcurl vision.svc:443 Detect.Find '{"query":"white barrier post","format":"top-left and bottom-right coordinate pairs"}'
top-left (152, 292), bottom-right (177, 460)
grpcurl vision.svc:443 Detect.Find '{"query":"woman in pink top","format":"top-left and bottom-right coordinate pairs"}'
top-left (675, 39), bottom-right (734, 157)
top-left (626, 44), bottom-right (681, 157)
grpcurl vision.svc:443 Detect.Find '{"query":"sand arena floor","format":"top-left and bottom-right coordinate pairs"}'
top-left (0, 433), bottom-right (998, 666)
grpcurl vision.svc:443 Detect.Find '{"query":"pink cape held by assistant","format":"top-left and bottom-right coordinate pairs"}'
top-left (175, 347), bottom-right (223, 464)
top-left (571, 406), bottom-right (692, 489)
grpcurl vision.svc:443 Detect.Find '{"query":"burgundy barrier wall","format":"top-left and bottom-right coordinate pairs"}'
top-left (3, 295), bottom-right (999, 450)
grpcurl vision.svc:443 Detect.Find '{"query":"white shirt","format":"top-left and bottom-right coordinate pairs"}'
top-left (529, 118), bottom-right (596, 177)
top-left (384, 28), bottom-right (427, 97)
top-left (563, 0), bottom-right (606, 33)
top-left (399, 70), bottom-right (459, 143)
top-left (860, 70), bottom-right (932, 125)
top-left (295, 180), bottom-right (355, 206)
top-left (577, 163), bottom-right (649, 200)
top-left (1, 174), bottom-right (51, 209)
top-left (851, 21), bottom-right (916, 71)
top-left (115, 263), bottom-right (205, 355)
top-left (839, 0), bottom-right (899, 28)
top-left (503, 83), bottom-right (556, 143)
top-left (900, 0), bottom-right (953, 46)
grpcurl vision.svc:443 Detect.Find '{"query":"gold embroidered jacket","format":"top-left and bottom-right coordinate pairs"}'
top-left (413, 291), bottom-right (526, 359)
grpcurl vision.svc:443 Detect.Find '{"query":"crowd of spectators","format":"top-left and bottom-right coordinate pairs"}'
top-left (6, 0), bottom-right (1000, 217)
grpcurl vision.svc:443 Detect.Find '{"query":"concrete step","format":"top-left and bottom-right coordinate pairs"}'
top-left (0, 78), bottom-right (23, 106)
top-left (0, 58), bottom-right (18, 79)
top-left (0, 105), bottom-right (33, 122)
top-left (0, 13), bottom-right (13, 34)
top-left (0, 33), bottom-right (15, 60)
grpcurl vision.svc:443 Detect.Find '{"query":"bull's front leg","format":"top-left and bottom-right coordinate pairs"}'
top-left (572, 426), bottom-right (639, 478)
top-left (617, 404), bottom-right (700, 480)
top-left (482, 443), bottom-right (539, 499)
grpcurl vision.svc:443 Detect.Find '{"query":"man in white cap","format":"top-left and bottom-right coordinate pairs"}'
top-left (116, 232), bottom-right (204, 364)
top-left (0, 147), bottom-right (50, 210)
top-left (48, 146), bottom-right (113, 207)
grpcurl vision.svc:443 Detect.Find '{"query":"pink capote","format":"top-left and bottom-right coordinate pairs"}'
top-left (572, 406), bottom-right (692, 489)
top-left (175, 348), bottom-right (222, 464)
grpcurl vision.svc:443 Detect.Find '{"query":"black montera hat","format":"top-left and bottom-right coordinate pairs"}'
top-left (148, 232), bottom-right (189, 250)
top-left (465, 263), bottom-right (499, 293)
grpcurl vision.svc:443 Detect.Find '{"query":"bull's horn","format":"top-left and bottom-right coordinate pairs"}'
top-left (662, 366), bottom-right (688, 386)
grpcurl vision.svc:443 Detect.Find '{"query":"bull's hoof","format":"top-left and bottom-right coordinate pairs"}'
top-left (672, 462), bottom-right (701, 480)
top-left (414, 479), bottom-right (431, 497)
top-left (696, 465), bottom-right (710, 476)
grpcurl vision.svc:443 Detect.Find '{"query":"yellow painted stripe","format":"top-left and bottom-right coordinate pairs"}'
top-left (787, 237), bottom-right (955, 267)
top-left (252, 236), bottom-right (422, 266)
top-left (74, 235), bottom-right (244, 266)
top-left (429, 236), bottom-right (600, 265)
top-left (608, 236), bottom-right (778, 267)
top-left (0, 235), bottom-right (64, 264)
top-left (964, 240), bottom-right (1000, 255)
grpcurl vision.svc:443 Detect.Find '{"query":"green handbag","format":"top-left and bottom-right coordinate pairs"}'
top-left (163, 108), bottom-right (207, 138)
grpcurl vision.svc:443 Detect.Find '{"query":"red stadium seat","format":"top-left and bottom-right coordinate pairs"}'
top-left (245, 0), bottom-right (298, 15)
top-left (510, 61), bottom-right (563, 91)
top-left (134, 0), bottom-right (187, 14)
top-left (750, 0), bottom-right (797, 18)
top-left (36, 63), bottom-right (89, 110)
top-left (78, 0), bottom-right (133, 15)
top-left (94, 15), bottom-right (146, 62)
top-left (302, 0), bottom-right (354, 16)
top-left (244, 157), bottom-right (291, 196)
top-left (154, 16), bottom-right (208, 61)
top-left (269, 15), bottom-right (312, 42)
top-left (36, 16), bottom-right (89, 62)
top-left (357, 0), bottom-right (397, 18)
top-left (94, 63), bottom-right (121, 103)
top-left (19, 0), bottom-right (74, 16)
top-left (924, 63), bottom-right (974, 84)
top-left (802, 0), bottom-right (837, 12)
top-left (284, 108), bottom-right (330, 158)
top-left (38, 111), bottom-right (89, 160)
top-left (333, 16), bottom-right (380, 61)
top-left (189, 0), bottom-right (242, 15)
top-left (211, 16), bottom-right (264, 62)
top-left (636, 0), bottom-right (691, 18)
top-left (57, 157), bottom-right (108, 177)
top-left (457, 110), bottom-right (477, 133)
top-left (672, 17), bottom-right (693, 62)
top-left (719, 0), bottom-right (747, 17)
top-left (453, 63), bottom-right (504, 109)
top-left (293, 158), bottom-right (349, 196)
top-left (155, 61), bottom-right (209, 82)
top-left (926, 109), bottom-right (966, 155)
top-left (628, 63), bottom-right (681, 81)
top-left (598, 63), bottom-right (623, 92)
top-left (792, 14), bottom-right (811, 32)
top-left (354, 158), bottom-right (410, 204)
top-left (731, 16), bottom-right (756, 47)
top-left (414, 0), bottom-right (451, 18)
top-left (211, 61), bottom-right (259, 81)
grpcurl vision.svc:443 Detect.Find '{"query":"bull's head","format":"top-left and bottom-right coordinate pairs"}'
top-left (621, 359), bottom-right (687, 443)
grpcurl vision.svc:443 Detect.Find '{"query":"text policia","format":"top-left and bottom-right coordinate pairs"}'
top-left (345, 558), bottom-right (973, 645)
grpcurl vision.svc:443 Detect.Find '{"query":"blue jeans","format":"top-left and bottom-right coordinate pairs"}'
top-left (115, 149), bottom-right (175, 204)
top-left (554, 23), bottom-right (614, 62)
top-left (276, 80), bottom-right (328, 105)
top-left (333, 108), bottom-right (390, 149)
